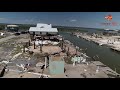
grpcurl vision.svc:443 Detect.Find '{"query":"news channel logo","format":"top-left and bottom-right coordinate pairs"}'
top-left (101, 14), bottom-right (119, 26)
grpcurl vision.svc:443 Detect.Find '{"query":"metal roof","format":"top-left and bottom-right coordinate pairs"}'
top-left (29, 27), bottom-right (58, 32)
top-left (7, 25), bottom-right (19, 27)
top-left (36, 23), bottom-right (51, 28)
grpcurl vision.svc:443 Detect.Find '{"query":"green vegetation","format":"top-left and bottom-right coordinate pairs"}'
top-left (53, 25), bottom-right (104, 33)
top-left (0, 23), bottom-right (35, 31)
top-left (0, 24), bottom-right (6, 30)
top-left (53, 26), bottom-right (87, 32)
top-left (57, 28), bottom-right (88, 32)
top-left (18, 24), bottom-right (35, 30)
top-left (95, 28), bottom-right (104, 31)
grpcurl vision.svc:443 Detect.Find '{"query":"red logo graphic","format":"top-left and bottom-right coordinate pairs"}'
top-left (101, 14), bottom-right (119, 26)
top-left (111, 22), bottom-right (118, 26)
top-left (105, 14), bottom-right (112, 21)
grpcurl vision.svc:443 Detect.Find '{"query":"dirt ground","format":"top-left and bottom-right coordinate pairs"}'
top-left (0, 34), bottom-right (48, 78)
top-left (0, 33), bottom-right (119, 78)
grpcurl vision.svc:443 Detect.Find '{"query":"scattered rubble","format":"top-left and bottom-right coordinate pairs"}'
top-left (11, 53), bottom-right (22, 61)
top-left (0, 29), bottom-right (119, 78)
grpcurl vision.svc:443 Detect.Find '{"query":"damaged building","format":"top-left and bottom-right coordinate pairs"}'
top-left (28, 23), bottom-right (65, 77)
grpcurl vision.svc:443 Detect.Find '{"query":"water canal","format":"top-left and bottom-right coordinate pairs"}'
top-left (60, 32), bottom-right (120, 74)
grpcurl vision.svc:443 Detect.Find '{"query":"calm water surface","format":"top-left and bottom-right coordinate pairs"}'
top-left (60, 32), bottom-right (120, 73)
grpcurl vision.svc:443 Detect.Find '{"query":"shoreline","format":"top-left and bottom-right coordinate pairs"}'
top-left (73, 32), bottom-right (120, 52)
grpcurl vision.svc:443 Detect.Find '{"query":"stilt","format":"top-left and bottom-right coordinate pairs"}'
top-left (40, 44), bottom-right (42, 53)
top-left (45, 57), bottom-right (47, 68)
top-left (34, 41), bottom-right (35, 49)
top-left (23, 45), bottom-right (25, 53)
top-left (76, 48), bottom-right (77, 55)
top-left (29, 40), bottom-right (30, 46)
top-left (67, 47), bottom-right (69, 56)
top-left (60, 38), bottom-right (64, 50)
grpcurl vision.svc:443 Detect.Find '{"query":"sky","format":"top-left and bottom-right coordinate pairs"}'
top-left (1, 12), bottom-right (120, 29)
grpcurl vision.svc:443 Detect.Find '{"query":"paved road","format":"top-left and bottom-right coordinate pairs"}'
top-left (0, 35), bottom-right (16, 43)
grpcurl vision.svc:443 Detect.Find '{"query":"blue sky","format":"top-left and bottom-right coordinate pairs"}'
top-left (0, 12), bottom-right (120, 29)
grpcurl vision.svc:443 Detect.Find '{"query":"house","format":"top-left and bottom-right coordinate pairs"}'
top-left (6, 25), bottom-right (19, 32)
top-left (103, 30), bottom-right (119, 36)
top-left (29, 23), bottom-right (58, 36)
top-left (29, 27), bottom-right (58, 35)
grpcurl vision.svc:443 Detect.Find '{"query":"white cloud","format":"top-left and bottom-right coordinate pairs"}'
top-left (70, 19), bottom-right (77, 22)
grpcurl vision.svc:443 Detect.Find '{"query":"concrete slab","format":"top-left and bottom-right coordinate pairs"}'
top-left (29, 45), bottom-right (62, 54)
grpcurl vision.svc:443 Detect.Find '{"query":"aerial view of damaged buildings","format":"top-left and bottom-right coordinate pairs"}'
top-left (0, 23), bottom-right (119, 78)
